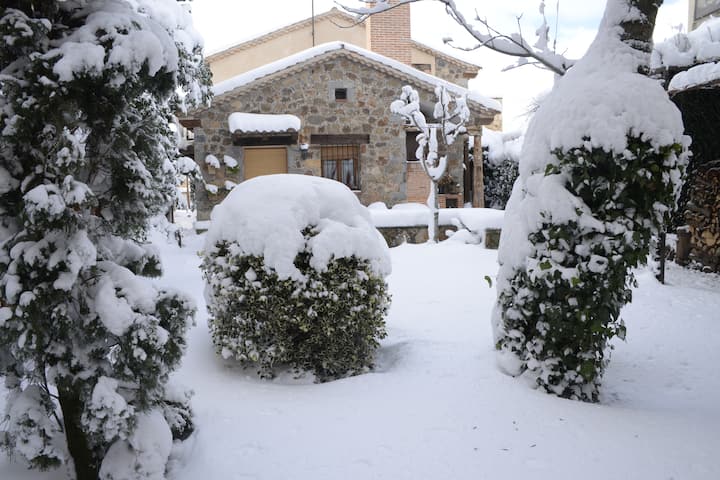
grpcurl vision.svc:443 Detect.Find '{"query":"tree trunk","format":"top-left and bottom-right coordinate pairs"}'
top-left (428, 179), bottom-right (440, 243)
top-left (620, 0), bottom-right (662, 74)
top-left (58, 388), bottom-right (100, 480)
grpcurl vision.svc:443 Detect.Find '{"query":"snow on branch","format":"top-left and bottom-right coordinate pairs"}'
top-left (337, 0), bottom-right (574, 75)
top-left (390, 85), bottom-right (468, 242)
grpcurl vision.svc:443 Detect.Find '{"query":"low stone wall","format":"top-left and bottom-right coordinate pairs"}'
top-left (377, 224), bottom-right (457, 247)
top-left (377, 225), bottom-right (503, 248)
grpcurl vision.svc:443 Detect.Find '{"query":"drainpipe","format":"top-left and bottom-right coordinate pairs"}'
top-left (311, 0), bottom-right (316, 46)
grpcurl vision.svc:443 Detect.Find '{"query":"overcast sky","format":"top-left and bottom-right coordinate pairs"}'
top-left (191, 0), bottom-right (689, 131)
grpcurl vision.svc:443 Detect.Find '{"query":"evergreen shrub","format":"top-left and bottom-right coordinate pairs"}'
top-left (200, 175), bottom-right (392, 382)
top-left (496, 136), bottom-right (685, 401)
top-left (202, 231), bottom-right (390, 382)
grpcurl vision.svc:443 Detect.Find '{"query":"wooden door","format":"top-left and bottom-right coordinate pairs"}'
top-left (244, 147), bottom-right (287, 180)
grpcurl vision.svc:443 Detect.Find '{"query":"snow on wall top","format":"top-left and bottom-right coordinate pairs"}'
top-left (652, 17), bottom-right (720, 70)
top-left (228, 112), bottom-right (301, 134)
top-left (204, 174), bottom-right (391, 281)
top-left (212, 42), bottom-right (501, 113)
top-left (367, 202), bottom-right (504, 230)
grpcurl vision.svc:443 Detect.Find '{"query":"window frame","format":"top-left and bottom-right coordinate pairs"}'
top-left (405, 129), bottom-right (421, 162)
top-left (334, 88), bottom-right (348, 102)
top-left (695, 0), bottom-right (720, 20)
top-left (320, 144), bottom-right (360, 190)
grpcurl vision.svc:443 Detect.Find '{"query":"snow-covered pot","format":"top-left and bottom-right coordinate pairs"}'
top-left (201, 174), bottom-right (392, 381)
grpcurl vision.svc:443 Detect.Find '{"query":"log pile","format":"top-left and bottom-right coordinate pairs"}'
top-left (684, 162), bottom-right (720, 272)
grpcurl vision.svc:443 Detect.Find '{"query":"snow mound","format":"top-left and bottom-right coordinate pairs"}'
top-left (652, 16), bottom-right (720, 69)
top-left (228, 112), bottom-right (301, 133)
top-left (99, 409), bottom-right (172, 480)
top-left (204, 174), bottom-right (391, 280)
top-left (669, 61), bottom-right (720, 91)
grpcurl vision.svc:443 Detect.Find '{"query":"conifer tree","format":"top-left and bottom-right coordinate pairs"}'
top-left (0, 1), bottom-right (210, 477)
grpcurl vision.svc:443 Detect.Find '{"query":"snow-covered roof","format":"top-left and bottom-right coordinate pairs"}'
top-left (228, 112), bottom-right (301, 134)
top-left (669, 61), bottom-right (720, 92)
top-left (652, 17), bottom-right (720, 70)
top-left (205, 8), bottom-right (479, 72)
top-left (204, 8), bottom-right (356, 59)
top-left (212, 42), bottom-right (501, 113)
top-left (653, 17), bottom-right (720, 92)
top-left (409, 39), bottom-right (480, 71)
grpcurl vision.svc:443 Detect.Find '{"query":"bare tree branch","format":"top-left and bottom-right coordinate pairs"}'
top-left (336, 0), bottom-right (575, 75)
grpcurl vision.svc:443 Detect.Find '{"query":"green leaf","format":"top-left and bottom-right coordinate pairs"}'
top-left (484, 275), bottom-right (493, 288)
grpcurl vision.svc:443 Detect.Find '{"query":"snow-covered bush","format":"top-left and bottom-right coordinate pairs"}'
top-left (201, 175), bottom-right (392, 382)
top-left (0, 1), bottom-right (210, 478)
top-left (492, 1), bottom-right (689, 402)
top-left (481, 129), bottom-right (522, 209)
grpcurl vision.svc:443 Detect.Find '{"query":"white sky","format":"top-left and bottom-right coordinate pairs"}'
top-left (191, 0), bottom-right (689, 131)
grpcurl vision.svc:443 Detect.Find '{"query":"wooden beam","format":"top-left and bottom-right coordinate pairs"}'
top-left (179, 118), bottom-right (201, 129)
top-left (232, 134), bottom-right (297, 146)
top-left (310, 134), bottom-right (370, 145)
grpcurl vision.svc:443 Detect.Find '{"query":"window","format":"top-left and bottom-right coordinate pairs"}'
top-left (696, 0), bottom-right (720, 20)
top-left (412, 63), bottom-right (432, 73)
top-left (406, 131), bottom-right (421, 162)
top-left (334, 88), bottom-right (348, 101)
top-left (321, 145), bottom-right (359, 190)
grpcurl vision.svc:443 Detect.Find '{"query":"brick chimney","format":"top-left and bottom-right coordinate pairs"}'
top-left (366, 0), bottom-right (412, 65)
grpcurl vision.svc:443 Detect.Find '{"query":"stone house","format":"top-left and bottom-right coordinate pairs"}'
top-left (184, 1), bottom-right (500, 223)
top-left (205, 5), bottom-right (491, 93)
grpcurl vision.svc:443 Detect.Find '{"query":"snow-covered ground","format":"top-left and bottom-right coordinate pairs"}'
top-left (2, 229), bottom-right (719, 479)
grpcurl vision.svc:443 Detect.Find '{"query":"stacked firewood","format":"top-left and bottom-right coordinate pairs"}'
top-left (684, 163), bottom-right (720, 271)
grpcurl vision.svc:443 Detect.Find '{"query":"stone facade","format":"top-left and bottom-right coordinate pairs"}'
top-left (192, 50), bottom-right (492, 221)
top-left (435, 56), bottom-right (471, 88)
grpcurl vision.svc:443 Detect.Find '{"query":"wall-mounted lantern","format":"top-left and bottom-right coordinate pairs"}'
top-left (300, 142), bottom-right (310, 160)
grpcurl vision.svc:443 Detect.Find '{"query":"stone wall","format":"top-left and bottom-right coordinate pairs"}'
top-left (435, 57), bottom-right (471, 88)
top-left (684, 165), bottom-right (720, 271)
top-left (378, 224), bottom-right (458, 247)
top-left (192, 53), bottom-right (475, 221)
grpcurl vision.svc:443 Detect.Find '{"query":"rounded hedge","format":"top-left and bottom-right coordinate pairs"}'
top-left (200, 175), bottom-right (392, 382)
